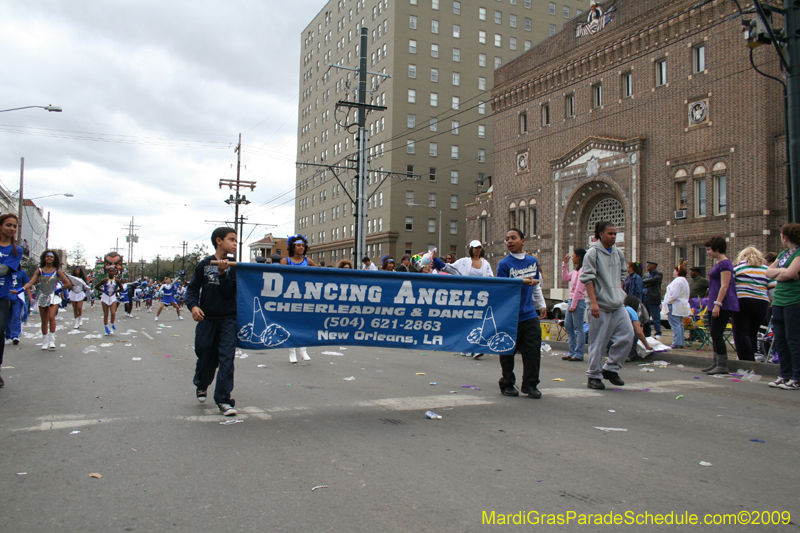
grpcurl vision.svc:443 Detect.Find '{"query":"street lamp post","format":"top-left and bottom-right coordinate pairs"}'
top-left (408, 203), bottom-right (442, 254)
top-left (0, 105), bottom-right (62, 113)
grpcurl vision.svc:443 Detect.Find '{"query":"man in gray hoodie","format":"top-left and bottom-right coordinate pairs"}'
top-left (579, 221), bottom-right (634, 390)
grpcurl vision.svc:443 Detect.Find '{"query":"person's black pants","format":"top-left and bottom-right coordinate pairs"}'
top-left (731, 298), bottom-right (769, 361)
top-left (709, 309), bottom-right (735, 356)
top-left (193, 317), bottom-right (237, 406)
top-left (499, 317), bottom-right (542, 390)
top-left (0, 299), bottom-right (11, 365)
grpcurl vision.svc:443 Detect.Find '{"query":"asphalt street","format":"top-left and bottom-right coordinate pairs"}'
top-left (1, 305), bottom-right (799, 532)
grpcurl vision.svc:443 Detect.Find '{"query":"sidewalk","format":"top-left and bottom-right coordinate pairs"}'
top-left (543, 325), bottom-right (780, 378)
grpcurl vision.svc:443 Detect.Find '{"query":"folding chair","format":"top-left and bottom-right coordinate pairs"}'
top-left (685, 307), bottom-right (711, 349)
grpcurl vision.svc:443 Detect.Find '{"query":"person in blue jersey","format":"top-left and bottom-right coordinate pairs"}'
top-left (280, 234), bottom-right (318, 363)
top-left (134, 284), bottom-right (143, 310)
top-left (579, 221), bottom-right (632, 390)
top-left (7, 267), bottom-right (32, 345)
top-left (155, 276), bottom-right (184, 321)
top-left (496, 228), bottom-right (548, 399)
top-left (23, 249), bottom-right (72, 350)
top-left (144, 281), bottom-right (154, 312)
top-left (0, 214), bottom-right (23, 386)
top-left (187, 227), bottom-right (238, 416)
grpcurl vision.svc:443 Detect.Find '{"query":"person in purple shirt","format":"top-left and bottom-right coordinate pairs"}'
top-left (703, 236), bottom-right (739, 374)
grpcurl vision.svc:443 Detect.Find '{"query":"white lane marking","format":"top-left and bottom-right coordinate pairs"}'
top-left (355, 394), bottom-right (495, 411)
top-left (140, 330), bottom-right (154, 340)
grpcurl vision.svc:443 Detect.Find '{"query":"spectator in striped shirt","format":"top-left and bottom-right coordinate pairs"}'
top-left (732, 247), bottom-right (776, 361)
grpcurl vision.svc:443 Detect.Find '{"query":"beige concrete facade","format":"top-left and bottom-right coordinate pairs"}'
top-left (296, 0), bottom-right (588, 266)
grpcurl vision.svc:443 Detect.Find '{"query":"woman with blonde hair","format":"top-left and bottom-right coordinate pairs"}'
top-left (732, 246), bottom-right (775, 362)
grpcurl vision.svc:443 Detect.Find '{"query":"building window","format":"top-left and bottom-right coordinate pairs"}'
top-left (408, 89), bottom-right (416, 103)
top-left (450, 220), bottom-right (458, 235)
top-left (479, 30), bottom-right (487, 44)
top-left (431, 43), bottom-right (439, 58)
top-left (478, 124), bottom-right (486, 138)
top-left (429, 142), bottom-right (438, 156)
top-left (565, 93), bottom-right (575, 118)
top-left (453, 24), bottom-right (460, 38)
top-left (549, 2), bottom-right (555, 15)
top-left (453, 1), bottom-right (461, 15)
top-left (451, 145), bottom-right (459, 159)
top-left (524, 40), bottom-right (532, 51)
top-left (432, 0), bottom-right (439, 9)
top-left (428, 218), bottom-right (436, 233)
top-left (478, 101), bottom-right (486, 114)
top-left (409, 39), bottom-right (417, 53)
top-left (495, 56), bottom-right (502, 69)
top-left (407, 140), bottom-right (415, 154)
top-left (549, 24), bottom-right (556, 36)
top-left (429, 167), bottom-right (437, 181)
top-left (451, 120), bottom-right (459, 134)
top-left (408, 64), bottom-right (417, 78)
top-left (509, 206), bottom-right (517, 227)
top-left (478, 76), bottom-right (487, 91)
top-left (431, 19), bottom-right (439, 34)
top-left (525, 18), bottom-right (531, 31)
top-left (406, 164), bottom-right (414, 178)
top-left (409, 15), bottom-right (417, 29)
top-left (430, 68), bottom-right (439, 82)
top-left (430, 92), bottom-right (438, 106)
top-left (406, 191), bottom-right (414, 205)
top-left (481, 216), bottom-right (488, 243)
top-left (676, 181), bottom-right (688, 210)
top-left (452, 48), bottom-right (461, 61)
top-left (494, 10), bottom-right (502, 24)
top-left (592, 83), bottom-right (602, 108)
top-left (529, 206), bottom-right (537, 236)
top-left (695, 178), bottom-right (707, 217)
top-left (450, 170), bottom-right (459, 184)
top-left (656, 59), bottom-right (667, 86)
top-left (452, 96), bottom-right (460, 110)
top-left (479, 7), bottom-right (487, 21)
top-left (405, 242), bottom-right (413, 255)
top-left (714, 174), bottom-right (727, 215)
top-left (452, 72), bottom-right (460, 86)
top-left (622, 72), bottom-right (633, 98)
top-left (563, 6), bottom-right (570, 18)
top-left (509, 37), bottom-right (517, 50)
top-left (510, 14), bottom-right (517, 28)
top-left (405, 216), bottom-right (414, 230)
top-left (541, 103), bottom-right (550, 126)
top-left (450, 195), bottom-right (458, 209)
top-left (519, 111), bottom-right (528, 133)
top-left (429, 192), bottom-right (437, 207)
top-left (478, 53), bottom-right (486, 67)
top-left (693, 44), bottom-right (706, 73)
top-left (407, 113), bottom-right (416, 128)
top-left (494, 33), bottom-right (501, 47)
top-left (430, 117), bottom-right (438, 131)
top-left (478, 148), bottom-right (486, 163)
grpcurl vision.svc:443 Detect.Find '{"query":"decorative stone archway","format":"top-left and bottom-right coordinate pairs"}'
top-left (549, 136), bottom-right (644, 290)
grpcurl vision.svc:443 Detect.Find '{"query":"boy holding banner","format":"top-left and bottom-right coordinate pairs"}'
top-left (186, 227), bottom-right (238, 416)
top-left (496, 228), bottom-right (548, 399)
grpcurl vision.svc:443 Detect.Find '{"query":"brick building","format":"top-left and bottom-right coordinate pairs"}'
top-left (467, 0), bottom-right (787, 297)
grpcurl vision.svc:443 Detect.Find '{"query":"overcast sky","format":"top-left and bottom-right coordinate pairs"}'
top-left (0, 0), bottom-right (325, 265)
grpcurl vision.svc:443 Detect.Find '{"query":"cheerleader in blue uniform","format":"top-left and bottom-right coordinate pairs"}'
top-left (280, 235), bottom-right (318, 363)
top-left (155, 276), bottom-right (183, 321)
top-left (68, 266), bottom-right (88, 329)
top-left (117, 280), bottom-right (131, 317)
top-left (96, 270), bottom-right (122, 335)
top-left (23, 250), bottom-right (72, 349)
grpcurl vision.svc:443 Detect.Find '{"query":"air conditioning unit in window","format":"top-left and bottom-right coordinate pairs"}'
top-left (674, 209), bottom-right (687, 220)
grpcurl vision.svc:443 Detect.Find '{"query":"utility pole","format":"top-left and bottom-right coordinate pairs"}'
top-left (17, 157), bottom-right (23, 242)
top-left (122, 217), bottom-right (140, 271)
top-left (45, 212), bottom-right (50, 249)
top-left (220, 133), bottom-right (256, 261)
top-left (181, 241), bottom-right (187, 279)
top-left (156, 254), bottom-right (160, 279)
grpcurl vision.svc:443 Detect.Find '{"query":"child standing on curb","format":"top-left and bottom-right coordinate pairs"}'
top-left (186, 227), bottom-right (238, 416)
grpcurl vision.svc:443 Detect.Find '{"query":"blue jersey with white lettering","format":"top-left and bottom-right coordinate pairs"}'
top-left (497, 254), bottom-right (542, 322)
top-left (0, 244), bottom-right (22, 300)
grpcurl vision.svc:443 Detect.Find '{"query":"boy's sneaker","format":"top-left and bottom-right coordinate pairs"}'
top-left (768, 377), bottom-right (788, 388)
top-left (12, 338), bottom-right (19, 345)
top-left (520, 384), bottom-right (542, 399)
top-left (587, 378), bottom-right (606, 390)
top-left (104, 326), bottom-right (111, 336)
top-left (779, 379), bottom-right (800, 391)
top-left (196, 388), bottom-right (207, 403)
top-left (500, 386), bottom-right (519, 397)
top-left (602, 369), bottom-right (625, 386)
top-left (218, 403), bottom-right (237, 416)
top-left (154, 316), bottom-right (159, 321)
top-left (179, 316), bottom-right (184, 320)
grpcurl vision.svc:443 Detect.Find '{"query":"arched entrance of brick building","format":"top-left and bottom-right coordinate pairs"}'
top-left (560, 180), bottom-right (627, 257)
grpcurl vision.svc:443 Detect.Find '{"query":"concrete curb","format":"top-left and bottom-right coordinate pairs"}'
top-left (543, 339), bottom-right (780, 378)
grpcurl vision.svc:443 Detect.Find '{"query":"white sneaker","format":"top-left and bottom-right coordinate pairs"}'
top-left (299, 347), bottom-right (310, 361)
top-left (154, 316), bottom-right (159, 321)
top-left (41, 333), bottom-right (49, 350)
top-left (73, 319), bottom-right (79, 329)
top-left (779, 379), bottom-right (800, 390)
top-left (289, 348), bottom-right (297, 364)
top-left (769, 377), bottom-right (788, 388)
top-left (179, 316), bottom-right (184, 320)
top-left (48, 334), bottom-right (56, 350)
top-left (218, 403), bottom-right (237, 416)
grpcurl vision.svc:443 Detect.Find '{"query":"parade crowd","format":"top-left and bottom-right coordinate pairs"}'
top-left (2, 216), bottom-right (799, 417)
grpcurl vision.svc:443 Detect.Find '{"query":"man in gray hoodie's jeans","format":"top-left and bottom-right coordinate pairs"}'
top-left (579, 221), bottom-right (634, 390)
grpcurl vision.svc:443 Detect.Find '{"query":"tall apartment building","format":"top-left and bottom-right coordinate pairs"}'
top-left (296, 0), bottom-right (588, 265)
